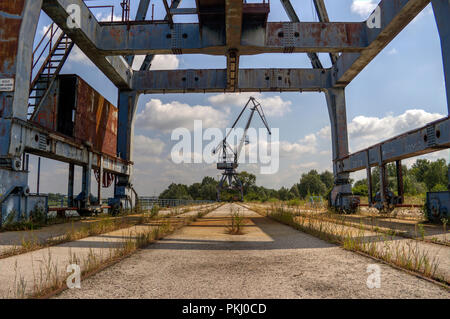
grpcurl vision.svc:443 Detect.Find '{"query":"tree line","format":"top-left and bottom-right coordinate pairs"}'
top-left (159, 158), bottom-right (449, 201)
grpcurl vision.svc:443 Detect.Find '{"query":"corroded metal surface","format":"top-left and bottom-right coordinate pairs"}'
top-left (31, 75), bottom-right (118, 157)
top-left (73, 76), bottom-right (118, 157)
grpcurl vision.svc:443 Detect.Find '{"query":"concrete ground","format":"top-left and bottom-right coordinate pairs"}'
top-left (56, 203), bottom-right (449, 299)
top-left (0, 204), bottom-right (214, 257)
top-left (0, 204), bottom-right (216, 298)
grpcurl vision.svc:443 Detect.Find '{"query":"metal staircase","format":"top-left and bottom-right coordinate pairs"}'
top-left (28, 23), bottom-right (74, 120)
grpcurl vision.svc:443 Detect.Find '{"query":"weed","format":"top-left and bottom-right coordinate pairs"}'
top-left (226, 208), bottom-right (245, 235)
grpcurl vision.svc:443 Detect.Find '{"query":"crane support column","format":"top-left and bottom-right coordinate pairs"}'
top-left (432, 0), bottom-right (450, 115)
top-left (0, 0), bottom-right (44, 220)
top-left (114, 90), bottom-right (140, 209)
top-left (325, 88), bottom-right (359, 212)
top-left (432, 0), bottom-right (450, 201)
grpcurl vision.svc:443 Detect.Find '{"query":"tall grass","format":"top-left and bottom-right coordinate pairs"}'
top-left (261, 205), bottom-right (444, 283)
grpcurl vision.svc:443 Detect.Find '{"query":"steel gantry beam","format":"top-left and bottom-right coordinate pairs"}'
top-left (132, 68), bottom-right (330, 93)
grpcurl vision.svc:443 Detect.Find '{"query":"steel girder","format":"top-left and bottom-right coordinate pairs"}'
top-left (40, 0), bottom-right (433, 94)
top-left (132, 68), bottom-right (330, 94)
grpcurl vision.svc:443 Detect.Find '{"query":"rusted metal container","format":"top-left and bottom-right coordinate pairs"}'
top-left (32, 75), bottom-right (118, 157)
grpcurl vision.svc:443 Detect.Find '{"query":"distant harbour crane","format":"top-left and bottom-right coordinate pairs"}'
top-left (213, 97), bottom-right (271, 201)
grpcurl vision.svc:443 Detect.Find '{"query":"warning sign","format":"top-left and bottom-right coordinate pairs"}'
top-left (0, 78), bottom-right (14, 92)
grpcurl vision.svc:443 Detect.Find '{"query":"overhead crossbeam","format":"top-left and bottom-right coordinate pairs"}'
top-left (332, 0), bottom-right (431, 87)
top-left (132, 68), bottom-right (330, 93)
top-left (96, 22), bottom-right (366, 55)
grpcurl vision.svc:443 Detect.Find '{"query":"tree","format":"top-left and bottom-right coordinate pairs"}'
top-left (159, 183), bottom-right (192, 200)
top-left (188, 183), bottom-right (201, 200)
top-left (289, 185), bottom-right (300, 198)
top-left (352, 179), bottom-right (368, 196)
top-left (410, 159), bottom-right (430, 184)
top-left (319, 171), bottom-right (334, 190)
top-left (423, 159), bottom-right (447, 191)
top-left (277, 187), bottom-right (292, 200)
top-left (297, 170), bottom-right (327, 198)
top-left (236, 171), bottom-right (256, 195)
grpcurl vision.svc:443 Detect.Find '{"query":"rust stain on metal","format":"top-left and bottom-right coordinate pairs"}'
top-left (73, 77), bottom-right (118, 157)
top-left (0, 0), bottom-right (24, 75)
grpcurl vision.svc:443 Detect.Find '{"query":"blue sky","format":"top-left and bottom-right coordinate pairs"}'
top-left (29, 0), bottom-right (449, 197)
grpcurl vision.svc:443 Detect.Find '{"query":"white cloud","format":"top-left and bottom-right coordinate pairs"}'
top-left (132, 55), bottom-right (179, 70)
top-left (280, 134), bottom-right (318, 156)
top-left (135, 99), bottom-right (229, 133)
top-left (347, 109), bottom-right (443, 151)
top-left (133, 135), bottom-right (165, 156)
top-left (208, 93), bottom-right (292, 117)
top-left (351, 0), bottom-right (378, 17)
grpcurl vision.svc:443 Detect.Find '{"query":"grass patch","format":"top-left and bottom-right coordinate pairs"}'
top-left (226, 207), bottom-right (246, 235)
top-left (253, 205), bottom-right (445, 284)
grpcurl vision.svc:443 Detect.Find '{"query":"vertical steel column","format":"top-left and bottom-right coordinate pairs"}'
top-left (378, 145), bottom-right (387, 208)
top-left (366, 151), bottom-right (373, 206)
top-left (115, 91), bottom-right (140, 207)
top-left (0, 1), bottom-right (42, 209)
top-left (325, 88), bottom-right (350, 181)
top-left (98, 156), bottom-right (103, 205)
top-left (396, 160), bottom-right (404, 204)
top-left (325, 88), bottom-right (352, 207)
top-left (37, 157), bottom-right (41, 195)
top-left (68, 163), bottom-right (74, 207)
top-left (432, 0), bottom-right (450, 114)
top-left (82, 152), bottom-right (92, 207)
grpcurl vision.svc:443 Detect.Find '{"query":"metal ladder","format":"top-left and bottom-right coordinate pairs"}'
top-left (28, 23), bottom-right (74, 120)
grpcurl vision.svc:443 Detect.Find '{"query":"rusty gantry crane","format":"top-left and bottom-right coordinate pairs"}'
top-left (213, 97), bottom-right (271, 201)
top-left (0, 1), bottom-right (449, 223)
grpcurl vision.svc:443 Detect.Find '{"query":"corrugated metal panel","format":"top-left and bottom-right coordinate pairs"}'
top-left (32, 81), bottom-right (59, 131)
top-left (31, 75), bottom-right (118, 157)
top-left (73, 76), bottom-right (118, 157)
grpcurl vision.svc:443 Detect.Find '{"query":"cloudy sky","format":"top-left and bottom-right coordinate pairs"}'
top-left (29, 0), bottom-right (449, 197)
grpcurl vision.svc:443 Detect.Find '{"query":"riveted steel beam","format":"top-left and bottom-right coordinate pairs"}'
top-left (2, 118), bottom-right (131, 176)
top-left (97, 21), bottom-right (366, 55)
top-left (336, 117), bottom-right (450, 174)
top-left (132, 68), bottom-right (330, 93)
